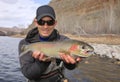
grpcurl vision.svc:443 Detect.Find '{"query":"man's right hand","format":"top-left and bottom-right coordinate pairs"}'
top-left (32, 51), bottom-right (51, 62)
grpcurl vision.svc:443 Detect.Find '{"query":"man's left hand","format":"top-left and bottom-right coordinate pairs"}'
top-left (59, 53), bottom-right (82, 64)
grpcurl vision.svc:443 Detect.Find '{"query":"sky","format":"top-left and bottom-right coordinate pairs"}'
top-left (0, 0), bottom-right (51, 28)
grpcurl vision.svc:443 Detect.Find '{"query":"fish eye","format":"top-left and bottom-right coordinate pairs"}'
top-left (82, 45), bottom-right (85, 49)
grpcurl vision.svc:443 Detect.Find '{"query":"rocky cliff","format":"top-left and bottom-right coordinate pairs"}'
top-left (0, 27), bottom-right (25, 36)
top-left (49, 0), bottom-right (120, 35)
top-left (27, 0), bottom-right (120, 35)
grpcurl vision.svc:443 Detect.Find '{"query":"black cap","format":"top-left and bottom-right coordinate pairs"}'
top-left (36, 5), bottom-right (56, 21)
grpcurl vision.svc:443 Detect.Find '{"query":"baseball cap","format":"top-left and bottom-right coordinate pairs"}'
top-left (36, 5), bottom-right (56, 21)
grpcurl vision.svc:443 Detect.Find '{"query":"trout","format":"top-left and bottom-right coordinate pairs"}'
top-left (20, 39), bottom-right (94, 59)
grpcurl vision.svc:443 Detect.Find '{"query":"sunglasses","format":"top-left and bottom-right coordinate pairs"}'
top-left (37, 19), bottom-right (55, 26)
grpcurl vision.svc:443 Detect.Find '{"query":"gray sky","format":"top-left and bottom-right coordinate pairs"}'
top-left (0, 0), bottom-right (51, 28)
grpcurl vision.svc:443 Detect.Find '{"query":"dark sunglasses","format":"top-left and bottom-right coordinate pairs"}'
top-left (37, 19), bottom-right (55, 26)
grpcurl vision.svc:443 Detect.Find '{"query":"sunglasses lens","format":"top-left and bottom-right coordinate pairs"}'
top-left (47, 20), bottom-right (55, 25)
top-left (37, 20), bottom-right (45, 25)
top-left (37, 20), bottom-right (55, 26)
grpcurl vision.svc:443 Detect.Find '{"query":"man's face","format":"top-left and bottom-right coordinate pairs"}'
top-left (35, 16), bottom-right (56, 37)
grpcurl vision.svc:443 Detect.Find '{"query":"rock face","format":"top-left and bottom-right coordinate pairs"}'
top-left (0, 31), bottom-right (6, 36)
top-left (0, 27), bottom-right (25, 36)
top-left (49, 0), bottom-right (120, 35)
top-left (24, 21), bottom-right (35, 34)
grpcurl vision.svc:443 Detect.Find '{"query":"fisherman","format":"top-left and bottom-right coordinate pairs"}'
top-left (18, 5), bottom-right (81, 82)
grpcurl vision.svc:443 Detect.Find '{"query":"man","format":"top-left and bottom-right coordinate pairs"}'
top-left (19, 5), bottom-right (81, 82)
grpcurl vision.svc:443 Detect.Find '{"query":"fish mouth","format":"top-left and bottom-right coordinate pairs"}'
top-left (79, 50), bottom-right (94, 57)
top-left (86, 51), bottom-right (94, 55)
top-left (73, 50), bottom-right (94, 58)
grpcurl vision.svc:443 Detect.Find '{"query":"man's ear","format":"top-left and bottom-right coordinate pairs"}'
top-left (34, 18), bottom-right (38, 26)
top-left (54, 20), bottom-right (57, 27)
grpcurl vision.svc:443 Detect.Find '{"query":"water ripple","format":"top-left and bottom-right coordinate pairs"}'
top-left (0, 36), bottom-right (26, 82)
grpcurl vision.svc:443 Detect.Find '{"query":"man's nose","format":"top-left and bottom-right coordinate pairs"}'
top-left (43, 23), bottom-right (48, 28)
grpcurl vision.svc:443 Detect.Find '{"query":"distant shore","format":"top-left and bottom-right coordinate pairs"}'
top-left (10, 34), bottom-right (26, 38)
top-left (64, 34), bottom-right (120, 45)
top-left (10, 34), bottom-right (120, 45)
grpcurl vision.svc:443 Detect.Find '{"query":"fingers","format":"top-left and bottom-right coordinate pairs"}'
top-left (67, 55), bottom-right (76, 64)
top-left (39, 52), bottom-right (44, 60)
top-left (59, 53), bottom-right (77, 64)
top-left (76, 57), bottom-right (82, 62)
top-left (60, 53), bottom-right (70, 63)
top-left (32, 51), bottom-right (41, 59)
top-left (32, 51), bottom-right (50, 62)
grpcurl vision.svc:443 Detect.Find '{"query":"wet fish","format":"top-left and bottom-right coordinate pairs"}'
top-left (20, 39), bottom-right (94, 58)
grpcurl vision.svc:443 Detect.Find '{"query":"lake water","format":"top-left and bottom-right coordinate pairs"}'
top-left (0, 36), bottom-right (26, 82)
top-left (0, 36), bottom-right (120, 82)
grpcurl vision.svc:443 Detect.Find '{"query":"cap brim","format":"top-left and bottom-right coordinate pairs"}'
top-left (37, 13), bottom-right (55, 21)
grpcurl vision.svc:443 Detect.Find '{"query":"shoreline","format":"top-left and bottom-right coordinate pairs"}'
top-left (64, 34), bottom-right (120, 45)
top-left (7, 34), bottom-right (120, 45)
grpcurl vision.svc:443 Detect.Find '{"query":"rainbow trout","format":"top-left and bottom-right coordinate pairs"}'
top-left (20, 39), bottom-right (94, 58)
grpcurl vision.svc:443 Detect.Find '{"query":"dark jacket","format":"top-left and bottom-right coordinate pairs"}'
top-left (18, 27), bottom-right (76, 81)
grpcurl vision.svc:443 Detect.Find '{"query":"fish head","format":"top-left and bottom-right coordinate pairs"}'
top-left (69, 42), bottom-right (94, 57)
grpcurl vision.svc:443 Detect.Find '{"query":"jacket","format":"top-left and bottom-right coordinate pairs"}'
top-left (18, 27), bottom-right (76, 81)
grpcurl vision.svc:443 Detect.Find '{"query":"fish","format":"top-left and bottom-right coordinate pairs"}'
top-left (20, 39), bottom-right (94, 59)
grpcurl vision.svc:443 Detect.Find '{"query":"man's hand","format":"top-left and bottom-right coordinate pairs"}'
top-left (59, 53), bottom-right (81, 64)
top-left (32, 51), bottom-right (51, 62)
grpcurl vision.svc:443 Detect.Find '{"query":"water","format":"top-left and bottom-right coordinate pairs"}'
top-left (64, 55), bottom-right (120, 82)
top-left (0, 36), bottom-right (26, 82)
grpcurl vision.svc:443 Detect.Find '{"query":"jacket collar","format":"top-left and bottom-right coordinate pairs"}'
top-left (25, 27), bottom-right (60, 43)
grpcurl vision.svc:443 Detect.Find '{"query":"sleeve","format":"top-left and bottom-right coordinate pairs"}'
top-left (63, 62), bottom-right (76, 70)
top-left (56, 59), bottom-right (76, 70)
top-left (18, 40), bottom-right (51, 80)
